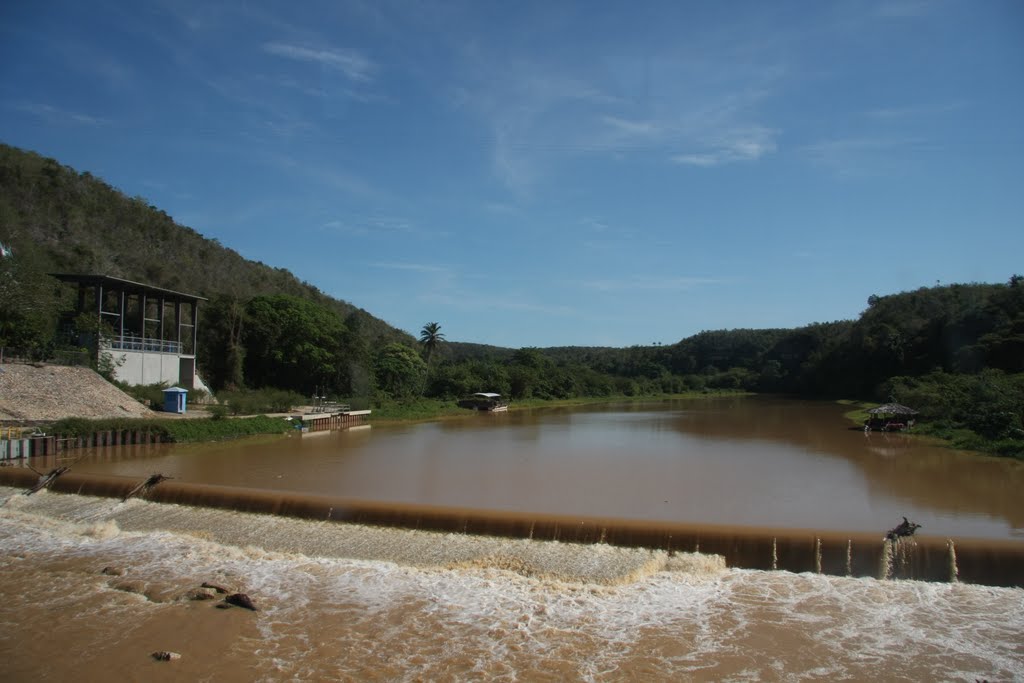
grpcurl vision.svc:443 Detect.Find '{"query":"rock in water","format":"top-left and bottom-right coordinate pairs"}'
top-left (201, 581), bottom-right (232, 594)
top-left (224, 593), bottom-right (258, 611)
top-left (885, 516), bottom-right (922, 541)
top-left (182, 587), bottom-right (217, 601)
top-left (151, 651), bottom-right (181, 661)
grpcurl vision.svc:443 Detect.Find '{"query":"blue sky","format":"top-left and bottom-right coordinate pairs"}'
top-left (2, 1), bottom-right (1022, 348)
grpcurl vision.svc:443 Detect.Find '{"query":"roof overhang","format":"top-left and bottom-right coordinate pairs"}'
top-left (51, 273), bottom-right (207, 302)
top-left (867, 403), bottom-right (918, 415)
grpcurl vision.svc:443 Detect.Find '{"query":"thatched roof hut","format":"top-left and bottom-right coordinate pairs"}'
top-left (867, 403), bottom-right (919, 416)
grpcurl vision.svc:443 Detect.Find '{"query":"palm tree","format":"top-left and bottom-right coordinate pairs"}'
top-left (419, 322), bottom-right (446, 362)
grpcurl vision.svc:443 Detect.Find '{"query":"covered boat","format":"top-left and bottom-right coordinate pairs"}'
top-left (457, 392), bottom-right (509, 412)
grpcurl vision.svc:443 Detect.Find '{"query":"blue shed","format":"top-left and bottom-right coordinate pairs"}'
top-left (162, 387), bottom-right (188, 414)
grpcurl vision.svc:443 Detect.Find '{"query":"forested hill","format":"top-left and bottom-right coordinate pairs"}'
top-left (2, 142), bottom-right (1022, 457)
top-left (0, 143), bottom-right (410, 345)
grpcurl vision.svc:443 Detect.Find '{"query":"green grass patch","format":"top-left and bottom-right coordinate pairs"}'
top-left (912, 422), bottom-right (1024, 459)
top-left (837, 400), bottom-right (876, 425)
top-left (370, 398), bottom-right (468, 422)
top-left (162, 416), bottom-right (292, 442)
top-left (217, 388), bottom-right (306, 415)
top-left (48, 415), bottom-right (292, 443)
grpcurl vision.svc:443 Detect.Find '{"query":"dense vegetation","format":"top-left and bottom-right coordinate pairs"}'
top-left (0, 143), bottom-right (411, 357)
top-left (2, 143), bottom-right (1022, 457)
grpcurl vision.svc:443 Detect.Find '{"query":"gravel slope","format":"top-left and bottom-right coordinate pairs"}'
top-left (0, 364), bottom-right (155, 421)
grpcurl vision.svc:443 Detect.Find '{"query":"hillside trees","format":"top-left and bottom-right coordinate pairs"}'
top-left (339, 311), bottom-right (377, 399)
top-left (2, 143), bottom-right (1021, 455)
top-left (241, 295), bottom-right (347, 395)
top-left (423, 359), bottom-right (512, 399)
top-left (810, 282), bottom-right (1024, 397)
top-left (0, 240), bottom-right (61, 358)
top-left (0, 143), bottom-right (411, 346)
top-left (975, 280), bottom-right (1024, 372)
top-left (196, 294), bottom-right (385, 399)
top-left (198, 294), bottom-right (247, 390)
top-left (884, 369), bottom-right (1024, 455)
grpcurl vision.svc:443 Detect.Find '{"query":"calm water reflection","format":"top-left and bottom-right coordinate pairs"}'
top-left (73, 397), bottom-right (1024, 541)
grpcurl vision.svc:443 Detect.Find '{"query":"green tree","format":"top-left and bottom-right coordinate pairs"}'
top-left (0, 241), bottom-right (59, 358)
top-left (242, 295), bottom-right (347, 394)
top-left (199, 294), bottom-right (247, 390)
top-left (425, 362), bottom-right (474, 398)
top-left (338, 311), bottom-right (376, 400)
top-left (508, 347), bottom-right (550, 398)
top-left (375, 342), bottom-right (427, 398)
top-left (419, 322), bottom-right (446, 362)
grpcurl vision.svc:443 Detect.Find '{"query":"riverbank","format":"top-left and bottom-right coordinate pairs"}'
top-left (370, 390), bottom-right (751, 424)
top-left (6, 388), bottom-right (1016, 462)
top-left (837, 399), bottom-right (1024, 460)
top-left (2, 391), bottom-right (745, 452)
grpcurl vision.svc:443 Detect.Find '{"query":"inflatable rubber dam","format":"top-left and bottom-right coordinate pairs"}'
top-left (3, 468), bottom-right (1021, 587)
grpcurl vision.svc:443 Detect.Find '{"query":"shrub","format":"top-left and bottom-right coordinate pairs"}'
top-left (117, 382), bottom-right (169, 410)
top-left (48, 415), bottom-right (290, 442)
top-left (217, 388), bottom-right (305, 415)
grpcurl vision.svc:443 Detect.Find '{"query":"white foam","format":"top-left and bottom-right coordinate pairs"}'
top-left (1, 486), bottom-right (1022, 681)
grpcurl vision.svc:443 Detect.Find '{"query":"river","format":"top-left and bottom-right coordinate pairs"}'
top-left (1, 396), bottom-right (1022, 680)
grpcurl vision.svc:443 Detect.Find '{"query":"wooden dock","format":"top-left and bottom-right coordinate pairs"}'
top-left (299, 409), bottom-right (371, 432)
top-left (0, 408), bottom-right (373, 460)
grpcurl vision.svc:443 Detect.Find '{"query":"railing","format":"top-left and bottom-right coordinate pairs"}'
top-left (102, 335), bottom-right (183, 354)
top-left (311, 402), bottom-right (351, 413)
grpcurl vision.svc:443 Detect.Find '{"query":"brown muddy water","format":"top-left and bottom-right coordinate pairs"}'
top-left (2, 396), bottom-right (1023, 680)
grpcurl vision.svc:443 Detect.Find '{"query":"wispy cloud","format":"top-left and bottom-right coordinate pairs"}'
top-left (580, 217), bottom-right (612, 233)
top-left (200, 76), bottom-right (319, 140)
top-left (575, 217), bottom-right (648, 251)
top-left (263, 42), bottom-right (377, 82)
top-left (370, 261), bottom-right (451, 274)
top-left (601, 116), bottom-right (660, 137)
top-left (261, 152), bottom-right (383, 200)
top-left (366, 256), bottom-right (578, 318)
top-left (482, 201), bottom-right (520, 214)
top-left (421, 289), bottom-right (578, 317)
top-left (370, 259), bottom-right (466, 307)
top-left (453, 38), bottom-right (786, 192)
top-left (141, 179), bottom-right (194, 201)
top-left (463, 68), bottom-right (621, 193)
top-left (800, 135), bottom-right (937, 176)
top-left (672, 126), bottom-right (778, 167)
top-left (322, 215), bottom-right (445, 238)
top-left (579, 276), bottom-right (725, 292)
top-left (875, 0), bottom-right (936, 18)
top-left (865, 102), bottom-right (966, 120)
top-left (13, 102), bottom-right (110, 126)
top-left (45, 38), bottom-right (135, 89)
